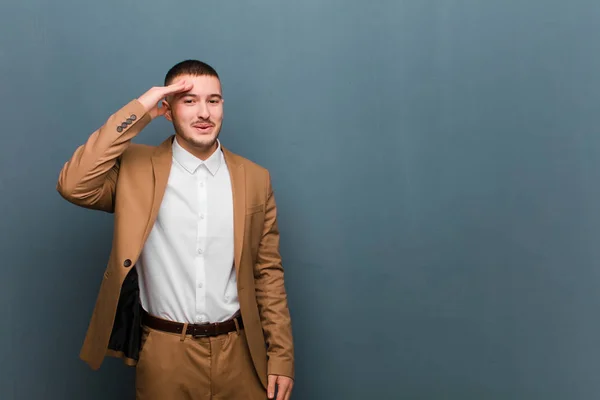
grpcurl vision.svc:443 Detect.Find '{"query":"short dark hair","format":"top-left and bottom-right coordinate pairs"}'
top-left (164, 60), bottom-right (219, 85)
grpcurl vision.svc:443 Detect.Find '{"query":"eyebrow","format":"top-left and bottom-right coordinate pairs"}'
top-left (180, 93), bottom-right (222, 99)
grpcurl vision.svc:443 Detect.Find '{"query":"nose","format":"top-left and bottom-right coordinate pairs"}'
top-left (196, 102), bottom-right (210, 120)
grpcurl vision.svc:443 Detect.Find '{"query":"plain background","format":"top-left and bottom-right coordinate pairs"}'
top-left (2, 1), bottom-right (600, 399)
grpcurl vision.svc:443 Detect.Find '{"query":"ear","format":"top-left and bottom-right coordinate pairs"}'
top-left (162, 99), bottom-right (173, 121)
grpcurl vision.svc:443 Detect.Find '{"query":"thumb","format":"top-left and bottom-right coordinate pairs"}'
top-left (148, 104), bottom-right (167, 120)
top-left (267, 375), bottom-right (277, 399)
top-left (156, 105), bottom-right (167, 117)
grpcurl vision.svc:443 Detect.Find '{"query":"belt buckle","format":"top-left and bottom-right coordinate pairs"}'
top-left (191, 323), bottom-right (211, 338)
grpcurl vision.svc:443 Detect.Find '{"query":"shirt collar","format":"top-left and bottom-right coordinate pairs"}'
top-left (172, 137), bottom-right (223, 176)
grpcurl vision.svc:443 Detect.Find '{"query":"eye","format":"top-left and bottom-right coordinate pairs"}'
top-left (184, 99), bottom-right (195, 104)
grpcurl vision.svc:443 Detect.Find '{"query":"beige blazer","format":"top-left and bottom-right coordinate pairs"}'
top-left (57, 99), bottom-right (294, 388)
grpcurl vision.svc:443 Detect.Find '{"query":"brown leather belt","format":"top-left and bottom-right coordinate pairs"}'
top-left (142, 310), bottom-right (243, 338)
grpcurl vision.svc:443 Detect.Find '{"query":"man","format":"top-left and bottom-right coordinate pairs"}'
top-left (57, 60), bottom-right (294, 400)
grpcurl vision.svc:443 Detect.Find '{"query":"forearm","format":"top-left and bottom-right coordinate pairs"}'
top-left (255, 263), bottom-right (294, 378)
top-left (57, 99), bottom-right (149, 211)
top-left (254, 174), bottom-right (295, 379)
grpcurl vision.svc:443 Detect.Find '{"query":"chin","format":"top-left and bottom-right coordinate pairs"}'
top-left (176, 128), bottom-right (220, 150)
top-left (190, 135), bottom-right (217, 148)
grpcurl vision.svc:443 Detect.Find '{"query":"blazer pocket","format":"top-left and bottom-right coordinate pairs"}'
top-left (246, 204), bottom-right (264, 215)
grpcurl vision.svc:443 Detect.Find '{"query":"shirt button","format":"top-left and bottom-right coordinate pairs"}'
top-left (224, 295), bottom-right (230, 302)
top-left (199, 182), bottom-right (204, 188)
top-left (197, 248), bottom-right (203, 254)
top-left (199, 214), bottom-right (204, 220)
top-left (197, 282), bottom-right (203, 288)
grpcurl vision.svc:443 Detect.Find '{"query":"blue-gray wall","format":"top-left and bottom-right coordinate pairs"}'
top-left (2, 1), bottom-right (600, 399)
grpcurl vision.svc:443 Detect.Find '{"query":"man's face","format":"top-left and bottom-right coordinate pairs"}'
top-left (163, 74), bottom-right (224, 158)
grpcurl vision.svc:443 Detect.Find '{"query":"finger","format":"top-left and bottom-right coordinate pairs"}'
top-left (286, 380), bottom-right (294, 400)
top-left (165, 79), bottom-right (192, 95)
top-left (275, 378), bottom-right (290, 400)
top-left (169, 79), bottom-right (188, 87)
top-left (267, 375), bottom-right (277, 399)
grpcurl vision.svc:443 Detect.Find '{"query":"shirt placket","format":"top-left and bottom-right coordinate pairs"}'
top-left (195, 165), bottom-right (208, 323)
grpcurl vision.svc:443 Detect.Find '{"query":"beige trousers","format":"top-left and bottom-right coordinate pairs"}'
top-left (135, 325), bottom-right (266, 400)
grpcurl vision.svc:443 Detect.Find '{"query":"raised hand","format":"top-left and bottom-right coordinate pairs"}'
top-left (137, 80), bottom-right (193, 120)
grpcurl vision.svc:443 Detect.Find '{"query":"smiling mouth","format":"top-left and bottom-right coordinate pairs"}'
top-left (193, 124), bottom-right (213, 129)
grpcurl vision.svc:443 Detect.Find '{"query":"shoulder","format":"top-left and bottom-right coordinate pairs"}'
top-left (222, 147), bottom-right (275, 197)
top-left (223, 147), bottom-right (270, 179)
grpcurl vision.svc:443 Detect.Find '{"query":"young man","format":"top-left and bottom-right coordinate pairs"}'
top-left (57, 60), bottom-right (294, 400)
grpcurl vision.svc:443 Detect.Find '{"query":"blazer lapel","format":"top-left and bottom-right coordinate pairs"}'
top-left (141, 136), bottom-right (173, 246)
top-left (223, 147), bottom-right (245, 278)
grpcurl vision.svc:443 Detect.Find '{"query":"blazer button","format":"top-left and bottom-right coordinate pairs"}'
top-left (123, 259), bottom-right (132, 267)
top-left (117, 126), bottom-right (123, 133)
top-left (130, 114), bottom-right (137, 120)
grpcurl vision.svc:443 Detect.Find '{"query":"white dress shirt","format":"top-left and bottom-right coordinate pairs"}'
top-left (137, 137), bottom-right (240, 324)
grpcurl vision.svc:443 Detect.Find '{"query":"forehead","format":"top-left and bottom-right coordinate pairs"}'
top-left (173, 74), bottom-right (222, 96)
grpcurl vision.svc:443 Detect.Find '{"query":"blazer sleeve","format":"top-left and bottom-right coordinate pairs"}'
top-left (56, 99), bottom-right (150, 213)
top-left (253, 171), bottom-right (295, 379)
